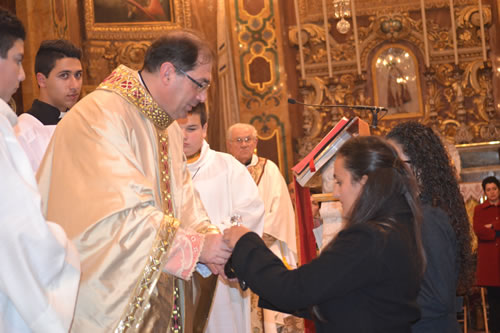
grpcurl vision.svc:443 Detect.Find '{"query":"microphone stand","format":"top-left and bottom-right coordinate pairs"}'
top-left (288, 98), bottom-right (387, 128)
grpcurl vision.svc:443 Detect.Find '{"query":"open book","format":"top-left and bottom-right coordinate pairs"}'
top-left (292, 117), bottom-right (370, 187)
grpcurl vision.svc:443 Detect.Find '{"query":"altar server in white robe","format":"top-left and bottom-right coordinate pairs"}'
top-left (0, 8), bottom-right (80, 332)
top-left (178, 104), bottom-right (265, 333)
top-left (15, 39), bottom-right (83, 172)
top-left (227, 122), bottom-right (299, 333)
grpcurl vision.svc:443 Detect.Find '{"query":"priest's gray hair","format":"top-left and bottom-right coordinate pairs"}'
top-left (226, 123), bottom-right (258, 141)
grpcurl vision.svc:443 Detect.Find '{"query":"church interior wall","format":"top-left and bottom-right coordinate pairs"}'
top-left (8, 0), bottom-right (500, 194)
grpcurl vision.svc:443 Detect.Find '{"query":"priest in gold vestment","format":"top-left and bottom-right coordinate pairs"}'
top-left (37, 31), bottom-right (231, 332)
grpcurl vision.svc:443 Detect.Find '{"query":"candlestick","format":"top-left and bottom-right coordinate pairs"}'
top-left (322, 0), bottom-right (333, 77)
top-left (449, 0), bottom-right (459, 65)
top-left (478, 0), bottom-right (487, 61)
top-left (420, 0), bottom-right (430, 67)
top-left (293, 0), bottom-right (306, 79)
top-left (350, 0), bottom-right (362, 75)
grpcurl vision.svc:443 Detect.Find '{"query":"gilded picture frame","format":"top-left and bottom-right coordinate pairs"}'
top-left (84, 0), bottom-right (191, 40)
top-left (372, 44), bottom-right (424, 119)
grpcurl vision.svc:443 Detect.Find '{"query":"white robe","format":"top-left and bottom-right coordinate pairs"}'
top-left (0, 99), bottom-right (80, 333)
top-left (14, 113), bottom-right (56, 172)
top-left (187, 140), bottom-right (264, 333)
top-left (248, 154), bottom-right (298, 332)
top-left (249, 154), bottom-right (297, 265)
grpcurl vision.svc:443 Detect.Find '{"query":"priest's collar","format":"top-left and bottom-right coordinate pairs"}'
top-left (97, 65), bottom-right (173, 129)
top-left (27, 99), bottom-right (62, 125)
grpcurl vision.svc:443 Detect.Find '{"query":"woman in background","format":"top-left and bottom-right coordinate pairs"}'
top-left (387, 121), bottom-right (474, 333)
top-left (473, 176), bottom-right (500, 333)
top-left (224, 136), bottom-right (425, 333)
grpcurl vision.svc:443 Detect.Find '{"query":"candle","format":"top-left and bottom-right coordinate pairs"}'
top-left (478, 0), bottom-right (487, 61)
top-left (350, 0), bottom-right (362, 75)
top-left (420, 0), bottom-right (430, 67)
top-left (322, 0), bottom-right (333, 77)
top-left (293, 0), bottom-right (306, 79)
top-left (449, 0), bottom-right (459, 65)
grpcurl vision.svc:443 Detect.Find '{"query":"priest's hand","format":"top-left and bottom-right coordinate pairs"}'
top-left (223, 225), bottom-right (251, 249)
top-left (199, 234), bottom-right (232, 265)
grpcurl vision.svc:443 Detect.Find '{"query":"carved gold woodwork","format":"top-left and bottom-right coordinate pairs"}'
top-left (52, 0), bottom-right (70, 38)
top-left (296, 0), bottom-right (481, 21)
top-left (85, 41), bottom-right (151, 86)
top-left (289, 2), bottom-right (497, 159)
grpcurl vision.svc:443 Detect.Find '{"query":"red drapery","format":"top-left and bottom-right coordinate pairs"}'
top-left (293, 177), bottom-right (317, 333)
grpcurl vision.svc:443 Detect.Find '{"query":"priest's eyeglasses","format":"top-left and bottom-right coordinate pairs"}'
top-left (173, 65), bottom-right (210, 92)
top-left (233, 136), bottom-right (255, 144)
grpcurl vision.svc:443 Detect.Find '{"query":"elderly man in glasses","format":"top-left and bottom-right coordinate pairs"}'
top-left (226, 123), bottom-right (300, 333)
top-left (37, 30), bottom-right (231, 332)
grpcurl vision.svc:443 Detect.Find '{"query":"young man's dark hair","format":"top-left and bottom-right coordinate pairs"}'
top-left (188, 102), bottom-right (208, 127)
top-left (34, 39), bottom-right (82, 77)
top-left (0, 7), bottom-right (25, 58)
top-left (482, 176), bottom-right (500, 191)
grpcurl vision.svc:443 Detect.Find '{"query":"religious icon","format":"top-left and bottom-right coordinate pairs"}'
top-left (84, 0), bottom-right (185, 40)
top-left (387, 63), bottom-right (411, 113)
top-left (93, 0), bottom-right (173, 23)
top-left (372, 44), bottom-right (423, 119)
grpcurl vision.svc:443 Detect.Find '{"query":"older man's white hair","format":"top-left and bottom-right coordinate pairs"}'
top-left (226, 123), bottom-right (258, 141)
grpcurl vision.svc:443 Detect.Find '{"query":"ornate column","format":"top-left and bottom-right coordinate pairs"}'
top-left (227, 0), bottom-right (294, 182)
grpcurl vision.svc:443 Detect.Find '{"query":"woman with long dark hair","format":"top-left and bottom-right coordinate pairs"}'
top-left (387, 121), bottom-right (474, 333)
top-left (223, 136), bottom-right (425, 333)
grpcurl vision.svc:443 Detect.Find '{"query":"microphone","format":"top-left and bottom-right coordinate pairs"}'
top-left (288, 98), bottom-right (387, 128)
top-left (287, 98), bottom-right (387, 112)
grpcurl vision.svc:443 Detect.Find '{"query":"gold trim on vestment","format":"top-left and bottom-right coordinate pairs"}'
top-left (138, 129), bottom-right (180, 333)
top-left (247, 157), bottom-right (267, 186)
top-left (97, 65), bottom-right (173, 130)
top-left (152, 129), bottom-right (219, 333)
top-left (115, 215), bottom-right (180, 332)
top-left (101, 67), bottom-right (179, 332)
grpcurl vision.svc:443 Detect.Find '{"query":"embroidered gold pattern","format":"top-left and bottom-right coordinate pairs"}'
top-left (247, 157), bottom-right (267, 186)
top-left (171, 286), bottom-right (182, 332)
top-left (157, 130), bottom-right (184, 332)
top-left (158, 132), bottom-right (174, 217)
top-left (115, 215), bottom-right (180, 332)
top-left (98, 65), bottom-right (173, 129)
top-left (111, 67), bottom-right (179, 332)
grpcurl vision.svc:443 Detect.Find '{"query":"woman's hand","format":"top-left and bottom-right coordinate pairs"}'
top-left (223, 225), bottom-right (251, 249)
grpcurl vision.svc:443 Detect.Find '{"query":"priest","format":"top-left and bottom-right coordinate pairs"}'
top-left (37, 30), bottom-right (231, 332)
